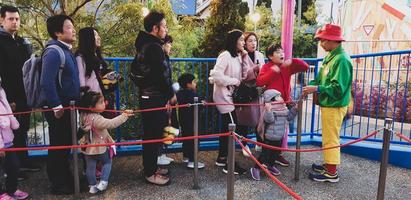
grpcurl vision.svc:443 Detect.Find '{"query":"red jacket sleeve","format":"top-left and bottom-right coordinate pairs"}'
top-left (256, 63), bottom-right (275, 87)
top-left (288, 58), bottom-right (309, 74)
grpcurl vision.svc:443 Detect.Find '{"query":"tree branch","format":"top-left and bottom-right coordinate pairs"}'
top-left (69, 0), bottom-right (92, 17)
top-left (40, 0), bottom-right (56, 15)
top-left (93, 0), bottom-right (106, 26)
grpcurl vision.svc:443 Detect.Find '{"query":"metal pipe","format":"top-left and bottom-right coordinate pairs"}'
top-left (193, 97), bottom-right (199, 189)
top-left (377, 118), bottom-right (392, 200)
top-left (70, 101), bottom-right (80, 196)
top-left (227, 123), bottom-right (236, 200)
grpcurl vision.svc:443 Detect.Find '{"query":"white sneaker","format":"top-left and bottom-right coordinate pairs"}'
top-left (242, 145), bottom-right (251, 157)
top-left (162, 154), bottom-right (174, 162)
top-left (89, 185), bottom-right (98, 194)
top-left (157, 155), bottom-right (171, 165)
top-left (182, 157), bottom-right (189, 163)
top-left (255, 145), bottom-right (262, 152)
top-left (187, 161), bottom-right (205, 169)
top-left (97, 180), bottom-right (108, 191)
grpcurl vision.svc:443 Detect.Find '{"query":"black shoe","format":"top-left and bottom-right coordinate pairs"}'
top-left (215, 157), bottom-right (227, 167)
top-left (222, 163), bottom-right (246, 175)
top-left (51, 185), bottom-right (74, 195)
top-left (20, 163), bottom-right (41, 172)
top-left (17, 172), bottom-right (28, 182)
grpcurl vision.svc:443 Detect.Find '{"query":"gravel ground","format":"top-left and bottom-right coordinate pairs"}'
top-left (19, 146), bottom-right (411, 200)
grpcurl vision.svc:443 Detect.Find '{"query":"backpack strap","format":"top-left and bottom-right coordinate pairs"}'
top-left (45, 45), bottom-right (65, 88)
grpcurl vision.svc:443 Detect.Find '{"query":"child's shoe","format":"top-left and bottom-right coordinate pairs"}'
top-left (97, 180), bottom-right (108, 191)
top-left (187, 161), bottom-right (205, 169)
top-left (275, 155), bottom-right (290, 167)
top-left (311, 163), bottom-right (326, 173)
top-left (0, 193), bottom-right (14, 200)
top-left (250, 167), bottom-right (261, 181)
top-left (309, 171), bottom-right (339, 183)
top-left (242, 145), bottom-right (251, 157)
top-left (182, 157), bottom-right (189, 163)
top-left (89, 185), bottom-right (98, 194)
top-left (12, 189), bottom-right (29, 200)
top-left (266, 165), bottom-right (281, 176)
top-left (255, 145), bottom-right (262, 152)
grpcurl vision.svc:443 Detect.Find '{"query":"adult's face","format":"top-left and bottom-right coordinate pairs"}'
top-left (1, 11), bottom-right (20, 35)
top-left (94, 30), bottom-right (101, 47)
top-left (319, 39), bottom-right (340, 52)
top-left (245, 35), bottom-right (257, 52)
top-left (236, 35), bottom-right (245, 52)
top-left (56, 19), bottom-right (76, 44)
top-left (153, 19), bottom-right (167, 40)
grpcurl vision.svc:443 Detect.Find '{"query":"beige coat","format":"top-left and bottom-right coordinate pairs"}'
top-left (79, 113), bottom-right (128, 155)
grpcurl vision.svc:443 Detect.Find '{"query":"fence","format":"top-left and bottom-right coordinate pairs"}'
top-left (27, 50), bottom-right (411, 147)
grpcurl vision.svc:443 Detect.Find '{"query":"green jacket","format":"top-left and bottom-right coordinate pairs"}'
top-left (309, 45), bottom-right (353, 107)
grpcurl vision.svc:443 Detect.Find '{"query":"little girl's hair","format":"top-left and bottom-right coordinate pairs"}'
top-left (79, 91), bottom-right (103, 113)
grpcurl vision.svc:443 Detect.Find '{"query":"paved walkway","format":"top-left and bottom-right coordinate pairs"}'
top-left (20, 146), bottom-right (411, 199)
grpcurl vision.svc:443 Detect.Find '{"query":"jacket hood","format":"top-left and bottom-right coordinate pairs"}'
top-left (134, 31), bottom-right (163, 51)
top-left (263, 89), bottom-right (281, 103)
top-left (0, 26), bottom-right (12, 38)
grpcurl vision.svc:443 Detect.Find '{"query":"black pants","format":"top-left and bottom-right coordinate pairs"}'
top-left (218, 111), bottom-right (237, 158)
top-left (13, 110), bottom-right (30, 167)
top-left (182, 127), bottom-right (198, 161)
top-left (45, 110), bottom-right (73, 189)
top-left (140, 96), bottom-right (168, 177)
top-left (256, 140), bottom-right (281, 167)
top-left (2, 149), bottom-right (19, 195)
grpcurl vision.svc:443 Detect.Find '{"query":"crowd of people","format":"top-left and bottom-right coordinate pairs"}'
top-left (0, 5), bottom-right (353, 199)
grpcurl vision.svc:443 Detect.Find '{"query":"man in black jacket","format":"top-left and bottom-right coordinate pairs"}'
top-left (131, 11), bottom-right (175, 186)
top-left (0, 5), bottom-right (40, 177)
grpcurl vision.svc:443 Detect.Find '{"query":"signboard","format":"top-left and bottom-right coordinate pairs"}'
top-left (171, 0), bottom-right (197, 15)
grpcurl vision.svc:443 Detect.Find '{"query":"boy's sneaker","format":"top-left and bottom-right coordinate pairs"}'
top-left (222, 163), bottom-right (246, 175)
top-left (12, 189), bottom-right (29, 200)
top-left (312, 163), bottom-right (326, 173)
top-left (0, 193), bottom-right (14, 200)
top-left (215, 157), bottom-right (226, 167)
top-left (162, 154), bottom-right (174, 163)
top-left (275, 155), bottom-right (290, 167)
top-left (157, 155), bottom-right (171, 166)
top-left (266, 166), bottom-right (281, 176)
top-left (250, 167), bottom-right (261, 181)
top-left (89, 185), bottom-right (98, 194)
top-left (145, 173), bottom-right (170, 186)
top-left (242, 145), bottom-right (251, 157)
top-left (97, 180), bottom-right (108, 191)
top-left (255, 145), bottom-right (262, 152)
top-left (187, 161), bottom-right (205, 169)
top-left (309, 171), bottom-right (339, 183)
top-left (182, 157), bottom-right (189, 163)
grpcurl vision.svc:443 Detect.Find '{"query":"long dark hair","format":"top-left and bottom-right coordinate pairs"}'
top-left (75, 27), bottom-right (108, 77)
top-left (225, 29), bottom-right (243, 57)
top-left (79, 91), bottom-right (103, 113)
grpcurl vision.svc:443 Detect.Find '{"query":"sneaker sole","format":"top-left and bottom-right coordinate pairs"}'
top-left (222, 168), bottom-right (239, 175)
top-left (250, 169), bottom-right (260, 181)
top-left (274, 160), bottom-right (290, 167)
top-left (144, 179), bottom-right (171, 186)
top-left (215, 162), bottom-right (226, 167)
top-left (312, 177), bottom-right (339, 183)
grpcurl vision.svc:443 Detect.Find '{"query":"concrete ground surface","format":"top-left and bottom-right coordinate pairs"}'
top-left (18, 146), bottom-right (411, 200)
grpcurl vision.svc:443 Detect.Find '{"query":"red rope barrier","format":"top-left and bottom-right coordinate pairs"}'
top-left (395, 132), bottom-right (411, 143)
top-left (239, 129), bottom-right (380, 152)
top-left (0, 132), bottom-right (230, 152)
top-left (204, 100), bottom-right (296, 107)
top-left (232, 134), bottom-right (302, 200)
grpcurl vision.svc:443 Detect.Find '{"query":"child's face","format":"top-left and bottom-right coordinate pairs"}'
top-left (187, 79), bottom-right (197, 91)
top-left (272, 96), bottom-right (286, 106)
top-left (94, 96), bottom-right (106, 113)
top-left (268, 48), bottom-right (284, 65)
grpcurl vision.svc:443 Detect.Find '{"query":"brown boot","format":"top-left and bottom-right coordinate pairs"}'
top-left (145, 173), bottom-right (170, 186)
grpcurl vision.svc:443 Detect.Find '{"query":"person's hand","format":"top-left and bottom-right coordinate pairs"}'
top-left (241, 49), bottom-right (248, 56)
top-left (264, 103), bottom-right (272, 111)
top-left (169, 94), bottom-right (177, 105)
top-left (253, 65), bottom-right (260, 74)
top-left (122, 109), bottom-right (134, 117)
top-left (283, 59), bottom-right (292, 67)
top-left (10, 102), bottom-right (16, 112)
top-left (54, 109), bottom-right (64, 119)
top-left (302, 86), bottom-right (318, 96)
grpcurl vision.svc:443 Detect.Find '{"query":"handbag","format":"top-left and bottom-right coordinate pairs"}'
top-left (233, 82), bottom-right (259, 104)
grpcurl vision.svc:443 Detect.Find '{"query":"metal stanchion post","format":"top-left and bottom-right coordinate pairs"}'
top-left (227, 123), bottom-right (236, 200)
top-left (193, 97), bottom-right (199, 189)
top-left (377, 118), bottom-right (392, 200)
top-left (294, 99), bottom-right (303, 181)
top-left (70, 101), bottom-right (80, 196)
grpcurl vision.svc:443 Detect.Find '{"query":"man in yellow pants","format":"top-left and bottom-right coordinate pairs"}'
top-left (303, 24), bottom-right (353, 183)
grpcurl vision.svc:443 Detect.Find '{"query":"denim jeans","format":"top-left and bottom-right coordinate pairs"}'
top-left (85, 150), bottom-right (112, 185)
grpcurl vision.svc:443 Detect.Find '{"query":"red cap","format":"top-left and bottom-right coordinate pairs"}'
top-left (315, 24), bottom-right (345, 41)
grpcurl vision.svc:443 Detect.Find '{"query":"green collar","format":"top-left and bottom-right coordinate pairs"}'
top-left (323, 44), bottom-right (344, 65)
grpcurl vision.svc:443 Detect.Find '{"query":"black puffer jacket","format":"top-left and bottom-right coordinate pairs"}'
top-left (131, 31), bottom-right (174, 100)
top-left (0, 27), bottom-right (31, 111)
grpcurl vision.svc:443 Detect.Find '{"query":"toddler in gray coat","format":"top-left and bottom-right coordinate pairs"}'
top-left (250, 89), bottom-right (297, 181)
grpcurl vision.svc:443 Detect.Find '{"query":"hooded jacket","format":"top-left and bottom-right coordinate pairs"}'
top-left (0, 87), bottom-right (20, 149)
top-left (0, 27), bottom-right (31, 111)
top-left (131, 31), bottom-right (173, 100)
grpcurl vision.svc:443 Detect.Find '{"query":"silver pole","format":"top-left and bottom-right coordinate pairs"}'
top-left (377, 118), bottom-right (392, 200)
top-left (193, 97), bottom-right (199, 189)
top-left (294, 99), bottom-right (303, 181)
top-left (70, 101), bottom-right (80, 196)
top-left (297, 0), bottom-right (302, 27)
top-left (227, 123), bottom-right (236, 200)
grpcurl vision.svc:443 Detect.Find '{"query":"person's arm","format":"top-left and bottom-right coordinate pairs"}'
top-left (209, 52), bottom-right (241, 87)
top-left (92, 113), bottom-right (129, 130)
top-left (318, 59), bottom-right (352, 99)
top-left (287, 107), bottom-right (298, 121)
top-left (0, 51), bottom-right (16, 106)
top-left (256, 63), bottom-right (276, 87)
top-left (40, 48), bottom-right (62, 108)
top-left (286, 58), bottom-right (309, 74)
